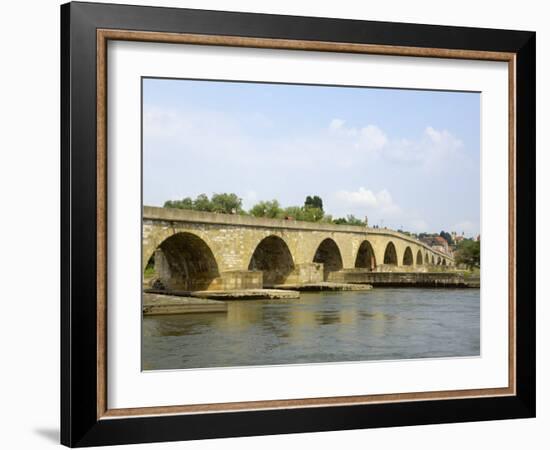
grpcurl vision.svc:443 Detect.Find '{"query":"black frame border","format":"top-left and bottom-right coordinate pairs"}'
top-left (61, 2), bottom-right (535, 447)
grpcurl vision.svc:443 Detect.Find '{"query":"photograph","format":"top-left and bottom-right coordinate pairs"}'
top-left (141, 78), bottom-right (482, 371)
top-left (54, 1), bottom-right (536, 447)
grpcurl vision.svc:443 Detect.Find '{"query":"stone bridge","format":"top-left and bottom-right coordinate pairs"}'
top-left (143, 206), bottom-right (454, 291)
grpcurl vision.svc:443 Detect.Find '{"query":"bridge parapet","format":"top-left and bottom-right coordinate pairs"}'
top-left (144, 206), bottom-right (370, 233)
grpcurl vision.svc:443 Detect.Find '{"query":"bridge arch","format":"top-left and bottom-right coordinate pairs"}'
top-left (149, 232), bottom-right (220, 291)
top-left (425, 252), bottom-right (430, 265)
top-left (416, 250), bottom-right (423, 265)
top-left (437, 256), bottom-right (442, 265)
top-left (248, 235), bottom-right (295, 287)
top-left (313, 238), bottom-right (343, 281)
top-left (442, 259), bottom-right (447, 266)
top-left (383, 242), bottom-right (398, 265)
top-left (403, 247), bottom-right (413, 266)
top-left (355, 240), bottom-right (377, 271)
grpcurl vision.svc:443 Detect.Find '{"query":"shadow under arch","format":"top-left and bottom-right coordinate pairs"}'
top-left (313, 238), bottom-right (343, 281)
top-left (248, 235), bottom-right (294, 287)
top-left (151, 232), bottom-right (220, 291)
top-left (416, 250), bottom-right (423, 265)
top-left (403, 247), bottom-right (414, 266)
top-left (383, 242), bottom-right (398, 265)
top-left (355, 240), bottom-right (377, 271)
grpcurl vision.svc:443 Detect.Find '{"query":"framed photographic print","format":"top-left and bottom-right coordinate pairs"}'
top-left (61, 1), bottom-right (536, 447)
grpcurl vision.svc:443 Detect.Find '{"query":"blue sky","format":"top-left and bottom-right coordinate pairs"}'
top-left (143, 78), bottom-right (480, 236)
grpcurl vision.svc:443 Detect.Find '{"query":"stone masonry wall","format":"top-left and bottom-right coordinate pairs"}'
top-left (142, 207), bottom-right (454, 289)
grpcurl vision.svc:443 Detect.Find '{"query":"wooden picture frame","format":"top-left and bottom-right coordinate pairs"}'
top-left (61, 1), bottom-right (535, 447)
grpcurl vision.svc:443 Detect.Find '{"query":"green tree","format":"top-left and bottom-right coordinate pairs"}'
top-left (333, 214), bottom-right (364, 226)
top-left (193, 194), bottom-right (213, 212)
top-left (164, 193), bottom-right (245, 214)
top-left (282, 206), bottom-right (303, 220)
top-left (280, 205), bottom-right (324, 222)
top-left (440, 230), bottom-right (453, 245)
top-left (300, 206), bottom-right (324, 222)
top-left (164, 197), bottom-right (194, 210)
top-left (454, 239), bottom-right (480, 269)
top-left (345, 215), bottom-right (364, 226)
top-left (304, 195), bottom-right (323, 211)
top-left (210, 193), bottom-right (243, 214)
top-left (250, 200), bottom-right (283, 218)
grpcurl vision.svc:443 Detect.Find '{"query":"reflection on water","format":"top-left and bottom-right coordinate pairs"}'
top-left (142, 288), bottom-right (480, 370)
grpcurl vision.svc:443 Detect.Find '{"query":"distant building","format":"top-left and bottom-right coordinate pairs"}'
top-left (451, 231), bottom-right (465, 244)
top-left (419, 235), bottom-right (436, 246)
top-left (433, 236), bottom-right (449, 254)
top-left (419, 235), bottom-right (450, 255)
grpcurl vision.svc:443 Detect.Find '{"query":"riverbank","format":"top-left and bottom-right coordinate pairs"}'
top-left (144, 282), bottom-right (372, 303)
top-left (143, 283), bottom-right (371, 314)
top-left (329, 270), bottom-right (479, 288)
top-left (191, 289), bottom-right (300, 300)
top-left (143, 272), bottom-right (479, 315)
top-left (143, 293), bottom-right (227, 315)
top-left (274, 282), bottom-right (373, 292)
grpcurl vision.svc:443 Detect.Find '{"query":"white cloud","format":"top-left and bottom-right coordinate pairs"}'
top-left (143, 106), bottom-right (247, 141)
top-left (383, 126), bottom-right (464, 169)
top-left (359, 125), bottom-right (388, 151)
top-left (329, 118), bottom-right (346, 133)
top-left (425, 126), bottom-right (444, 143)
top-left (334, 187), bottom-right (401, 215)
top-left (331, 188), bottom-right (436, 232)
top-left (328, 119), bottom-right (465, 171)
top-left (329, 119), bottom-right (388, 152)
top-left (144, 107), bottom-right (466, 176)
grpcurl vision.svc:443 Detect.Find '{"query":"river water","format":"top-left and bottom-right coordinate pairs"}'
top-left (142, 288), bottom-right (480, 370)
